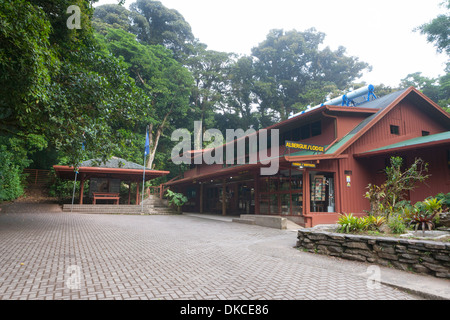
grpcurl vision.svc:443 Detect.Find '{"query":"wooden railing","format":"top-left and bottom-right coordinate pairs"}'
top-left (147, 185), bottom-right (169, 199)
top-left (23, 169), bottom-right (51, 186)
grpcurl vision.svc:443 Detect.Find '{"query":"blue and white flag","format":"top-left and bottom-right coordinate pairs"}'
top-left (144, 130), bottom-right (150, 156)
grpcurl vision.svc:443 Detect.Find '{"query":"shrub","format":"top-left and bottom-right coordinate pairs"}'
top-left (366, 215), bottom-right (387, 231)
top-left (165, 189), bottom-right (188, 209)
top-left (388, 214), bottom-right (407, 234)
top-left (0, 145), bottom-right (26, 201)
top-left (337, 213), bottom-right (359, 233)
top-left (404, 199), bottom-right (442, 234)
top-left (434, 192), bottom-right (450, 212)
top-left (364, 157), bottom-right (429, 219)
top-left (337, 214), bottom-right (386, 233)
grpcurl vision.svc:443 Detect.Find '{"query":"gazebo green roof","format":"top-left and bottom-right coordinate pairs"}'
top-left (53, 156), bottom-right (170, 182)
top-left (80, 157), bottom-right (145, 170)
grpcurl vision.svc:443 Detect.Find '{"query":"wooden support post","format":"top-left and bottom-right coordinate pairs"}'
top-left (222, 179), bottom-right (226, 216)
top-left (254, 171), bottom-right (260, 215)
top-left (79, 175), bottom-right (85, 205)
top-left (303, 170), bottom-right (310, 216)
top-left (200, 182), bottom-right (204, 214)
top-left (136, 181), bottom-right (140, 205)
top-left (128, 182), bottom-right (131, 205)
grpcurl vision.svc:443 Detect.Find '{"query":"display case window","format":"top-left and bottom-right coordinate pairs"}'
top-left (310, 172), bottom-right (335, 213)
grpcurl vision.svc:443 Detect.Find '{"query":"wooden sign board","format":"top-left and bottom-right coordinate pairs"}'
top-left (292, 162), bottom-right (316, 168)
top-left (285, 141), bottom-right (325, 153)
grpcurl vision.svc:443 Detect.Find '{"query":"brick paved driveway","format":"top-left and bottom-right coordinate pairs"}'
top-left (0, 204), bottom-right (421, 300)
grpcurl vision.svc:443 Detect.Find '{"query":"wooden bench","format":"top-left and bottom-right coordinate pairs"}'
top-left (93, 192), bottom-right (120, 205)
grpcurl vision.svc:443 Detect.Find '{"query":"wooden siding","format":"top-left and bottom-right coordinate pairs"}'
top-left (335, 114), bottom-right (369, 140)
top-left (338, 99), bottom-right (450, 214)
top-left (350, 100), bottom-right (448, 155)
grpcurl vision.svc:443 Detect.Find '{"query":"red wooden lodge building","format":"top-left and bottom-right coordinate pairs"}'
top-left (165, 86), bottom-right (450, 227)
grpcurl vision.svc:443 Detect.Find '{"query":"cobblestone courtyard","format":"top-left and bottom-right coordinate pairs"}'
top-left (0, 204), bottom-right (424, 300)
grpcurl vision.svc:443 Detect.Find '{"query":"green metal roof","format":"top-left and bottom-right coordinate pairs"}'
top-left (288, 89), bottom-right (411, 158)
top-left (363, 131), bottom-right (450, 154)
top-left (80, 156), bottom-right (145, 170)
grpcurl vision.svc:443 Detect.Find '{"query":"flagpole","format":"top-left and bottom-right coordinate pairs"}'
top-left (71, 170), bottom-right (78, 213)
top-left (141, 154), bottom-right (146, 213)
top-left (141, 128), bottom-right (150, 213)
top-left (72, 138), bottom-right (85, 213)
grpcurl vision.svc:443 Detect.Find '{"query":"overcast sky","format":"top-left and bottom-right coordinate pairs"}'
top-left (94, 0), bottom-right (449, 87)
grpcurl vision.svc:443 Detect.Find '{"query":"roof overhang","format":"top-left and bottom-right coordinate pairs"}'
top-left (53, 165), bottom-right (170, 181)
top-left (354, 133), bottom-right (450, 158)
top-left (164, 162), bottom-right (263, 186)
top-left (285, 154), bottom-right (349, 162)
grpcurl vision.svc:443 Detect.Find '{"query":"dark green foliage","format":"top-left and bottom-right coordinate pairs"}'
top-left (0, 146), bottom-right (26, 201)
top-left (165, 189), bottom-right (188, 208)
top-left (434, 192), bottom-right (450, 211)
top-left (251, 28), bottom-right (371, 125)
top-left (400, 71), bottom-right (450, 110)
top-left (416, 0), bottom-right (450, 55)
top-left (0, 0), bottom-right (57, 126)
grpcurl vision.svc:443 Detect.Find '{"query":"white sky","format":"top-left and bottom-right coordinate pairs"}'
top-left (94, 0), bottom-right (449, 87)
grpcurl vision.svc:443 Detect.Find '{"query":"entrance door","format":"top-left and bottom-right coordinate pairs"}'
top-left (237, 182), bottom-right (255, 214)
top-left (258, 170), bottom-right (303, 215)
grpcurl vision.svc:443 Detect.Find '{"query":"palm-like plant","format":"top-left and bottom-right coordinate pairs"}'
top-left (367, 215), bottom-right (387, 231)
top-left (405, 198), bottom-right (442, 235)
top-left (337, 214), bottom-right (387, 233)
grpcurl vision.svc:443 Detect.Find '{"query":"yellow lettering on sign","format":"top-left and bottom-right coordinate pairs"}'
top-left (285, 141), bottom-right (324, 153)
top-left (292, 162), bottom-right (316, 168)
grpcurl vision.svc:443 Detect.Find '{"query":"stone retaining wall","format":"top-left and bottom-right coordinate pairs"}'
top-left (296, 229), bottom-right (450, 278)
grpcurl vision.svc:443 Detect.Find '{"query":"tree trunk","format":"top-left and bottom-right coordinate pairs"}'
top-left (146, 106), bottom-right (173, 169)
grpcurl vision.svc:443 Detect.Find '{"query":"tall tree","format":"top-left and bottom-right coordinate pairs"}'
top-left (129, 0), bottom-right (195, 62)
top-left (416, 0), bottom-right (450, 55)
top-left (93, 3), bottom-right (151, 41)
top-left (400, 72), bottom-right (441, 101)
top-left (0, 0), bottom-right (57, 134)
top-left (96, 28), bottom-right (193, 169)
top-left (0, 0), bottom-right (154, 199)
top-left (1, 0), bottom-right (150, 167)
top-left (411, 1), bottom-right (450, 110)
top-left (185, 43), bottom-right (233, 145)
top-left (251, 28), bottom-right (370, 126)
top-left (226, 55), bottom-right (259, 130)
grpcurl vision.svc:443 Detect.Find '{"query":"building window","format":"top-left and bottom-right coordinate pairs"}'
top-left (300, 124), bottom-right (311, 140)
top-left (422, 131), bottom-right (430, 136)
top-left (281, 131), bottom-right (291, 144)
top-left (390, 125), bottom-right (400, 135)
top-left (292, 127), bottom-right (301, 141)
top-left (311, 121), bottom-right (322, 137)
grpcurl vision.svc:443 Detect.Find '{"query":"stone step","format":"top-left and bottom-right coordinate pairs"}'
top-left (232, 214), bottom-right (287, 230)
top-left (232, 218), bottom-right (256, 225)
top-left (62, 204), bottom-right (177, 215)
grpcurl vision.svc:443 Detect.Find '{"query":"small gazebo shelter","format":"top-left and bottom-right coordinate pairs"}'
top-left (53, 157), bottom-right (169, 205)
